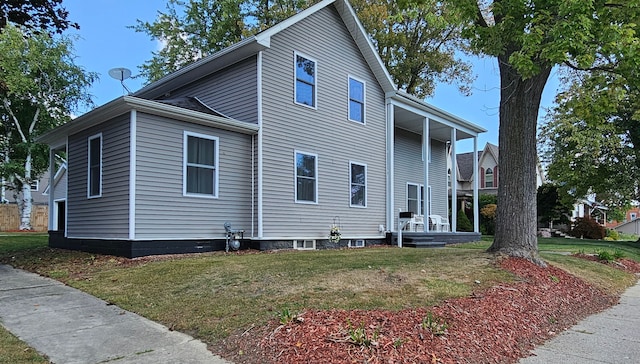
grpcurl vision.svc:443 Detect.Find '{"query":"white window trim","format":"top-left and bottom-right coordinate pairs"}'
top-left (294, 239), bottom-right (316, 250)
top-left (485, 167), bottom-right (494, 188)
top-left (293, 51), bottom-right (318, 110)
top-left (407, 182), bottom-right (425, 216)
top-left (348, 75), bottom-right (366, 124)
top-left (183, 131), bottom-right (219, 198)
top-left (87, 133), bottom-right (102, 199)
top-left (349, 161), bottom-right (367, 208)
top-left (30, 180), bottom-right (39, 191)
top-left (294, 150), bottom-right (318, 204)
top-left (349, 239), bottom-right (365, 248)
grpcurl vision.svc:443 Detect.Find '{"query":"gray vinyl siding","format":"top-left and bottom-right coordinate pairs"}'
top-left (164, 57), bottom-right (259, 123)
top-left (67, 115), bottom-right (130, 238)
top-left (134, 112), bottom-right (253, 239)
top-left (393, 128), bottom-right (448, 227)
top-left (52, 170), bottom-right (67, 201)
top-left (260, 4), bottom-right (387, 238)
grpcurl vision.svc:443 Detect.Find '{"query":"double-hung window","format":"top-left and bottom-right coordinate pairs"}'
top-left (485, 168), bottom-right (494, 188)
top-left (348, 77), bottom-right (365, 123)
top-left (350, 162), bottom-right (366, 207)
top-left (295, 151), bottom-right (317, 203)
top-left (184, 132), bottom-right (219, 197)
top-left (407, 183), bottom-right (426, 216)
top-left (294, 53), bottom-right (316, 108)
top-left (87, 133), bottom-right (102, 198)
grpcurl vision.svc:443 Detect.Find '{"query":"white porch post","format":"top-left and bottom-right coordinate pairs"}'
top-left (386, 100), bottom-right (395, 232)
top-left (473, 136), bottom-right (480, 233)
top-left (422, 117), bottom-right (429, 232)
top-left (47, 148), bottom-right (55, 230)
top-left (450, 128), bottom-right (457, 232)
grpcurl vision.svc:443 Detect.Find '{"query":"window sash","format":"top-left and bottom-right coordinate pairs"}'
top-left (295, 54), bottom-right (316, 107)
top-left (350, 162), bottom-right (366, 207)
top-left (485, 168), bottom-right (494, 188)
top-left (407, 183), bottom-right (425, 215)
top-left (348, 77), bottom-right (364, 123)
top-left (295, 152), bottom-right (317, 203)
top-left (184, 133), bottom-right (218, 197)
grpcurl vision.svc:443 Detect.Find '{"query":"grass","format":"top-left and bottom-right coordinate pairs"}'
top-left (0, 326), bottom-right (49, 364)
top-left (1, 233), bottom-right (639, 357)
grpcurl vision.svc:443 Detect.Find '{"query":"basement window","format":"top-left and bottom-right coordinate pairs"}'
top-left (294, 240), bottom-right (316, 250)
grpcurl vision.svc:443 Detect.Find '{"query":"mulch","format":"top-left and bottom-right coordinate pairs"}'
top-left (220, 257), bottom-right (633, 363)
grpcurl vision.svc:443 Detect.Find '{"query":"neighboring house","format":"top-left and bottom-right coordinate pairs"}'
top-left (607, 205), bottom-right (639, 231)
top-left (452, 142), bottom-right (545, 197)
top-left (571, 196), bottom-right (608, 225)
top-left (37, 0), bottom-right (486, 257)
top-left (1, 171), bottom-right (51, 205)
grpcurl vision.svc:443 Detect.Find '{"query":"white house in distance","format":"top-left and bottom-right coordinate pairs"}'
top-left (37, 0), bottom-right (486, 257)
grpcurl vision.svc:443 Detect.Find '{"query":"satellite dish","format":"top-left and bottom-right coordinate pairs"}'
top-left (108, 67), bottom-right (132, 94)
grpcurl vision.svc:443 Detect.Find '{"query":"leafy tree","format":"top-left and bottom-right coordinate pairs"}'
top-left (0, 0), bottom-right (78, 34)
top-left (536, 183), bottom-right (572, 228)
top-left (456, 208), bottom-right (473, 232)
top-left (351, 0), bottom-right (473, 98)
top-left (0, 25), bottom-right (95, 229)
top-left (442, 0), bottom-right (640, 264)
top-left (132, 0), bottom-right (311, 82)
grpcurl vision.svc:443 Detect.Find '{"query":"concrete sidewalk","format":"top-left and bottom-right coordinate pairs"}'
top-left (0, 264), bottom-right (231, 364)
top-left (520, 279), bottom-right (640, 364)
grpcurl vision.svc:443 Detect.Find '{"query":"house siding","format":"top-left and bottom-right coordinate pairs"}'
top-left (393, 128), bottom-right (448, 227)
top-left (67, 115), bottom-right (130, 238)
top-left (134, 112), bottom-right (253, 239)
top-left (164, 57), bottom-right (259, 123)
top-left (52, 170), bottom-right (67, 201)
top-left (260, 4), bottom-right (387, 238)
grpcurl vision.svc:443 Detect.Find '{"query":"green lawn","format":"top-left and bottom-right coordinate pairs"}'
top-left (1, 233), bottom-right (639, 358)
top-left (0, 327), bottom-right (49, 364)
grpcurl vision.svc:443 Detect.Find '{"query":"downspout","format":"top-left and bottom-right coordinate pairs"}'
top-left (257, 51), bottom-right (264, 239)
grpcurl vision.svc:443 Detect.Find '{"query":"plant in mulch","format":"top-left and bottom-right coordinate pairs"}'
top-left (252, 257), bottom-right (619, 364)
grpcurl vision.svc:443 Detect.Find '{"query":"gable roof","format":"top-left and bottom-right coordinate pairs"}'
top-left (134, 0), bottom-right (396, 100)
top-left (456, 151), bottom-right (479, 181)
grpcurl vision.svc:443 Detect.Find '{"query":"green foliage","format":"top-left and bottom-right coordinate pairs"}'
top-left (479, 203), bottom-right (496, 235)
top-left (351, 0), bottom-right (474, 98)
top-left (606, 229), bottom-right (620, 241)
top-left (596, 249), bottom-right (615, 263)
top-left (421, 311), bottom-right (448, 336)
top-left (457, 208), bottom-right (473, 232)
top-left (569, 218), bottom-right (606, 240)
top-left (0, 0), bottom-right (78, 34)
top-left (346, 320), bottom-right (379, 347)
top-left (277, 307), bottom-right (295, 325)
top-left (537, 183), bottom-right (573, 227)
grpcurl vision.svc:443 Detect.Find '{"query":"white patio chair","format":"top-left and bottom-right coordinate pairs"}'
top-left (410, 215), bottom-right (425, 232)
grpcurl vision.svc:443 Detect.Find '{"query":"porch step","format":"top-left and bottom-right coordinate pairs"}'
top-left (403, 241), bottom-right (446, 248)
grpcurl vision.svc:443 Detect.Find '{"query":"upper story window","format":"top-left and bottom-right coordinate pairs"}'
top-left (294, 53), bottom-right (316, 108)
top-left (87, 133), bottom-right (102, 198)
top-left (295, 151), bottom-right (317, 203)
top-left (30, 181), bottom-right (39, 191)
top-left (348, 76), bottom-right (365, 123)
top-left (184, 131), bottom-right (219, 198)
top-left (485, 167), bottom-right (494, 188)
top-left (350, 162), bottom-right (366, 207)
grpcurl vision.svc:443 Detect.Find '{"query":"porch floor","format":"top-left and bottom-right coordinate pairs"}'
top-left (391, 231), bottom-right (481, 248)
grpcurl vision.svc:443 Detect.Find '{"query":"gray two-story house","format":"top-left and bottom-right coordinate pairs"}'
top-left (38, 0), bottom-right (486, 257)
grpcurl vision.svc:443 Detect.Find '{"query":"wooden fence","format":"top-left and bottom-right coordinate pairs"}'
top-left (0, 204), bottom-right (48, 232)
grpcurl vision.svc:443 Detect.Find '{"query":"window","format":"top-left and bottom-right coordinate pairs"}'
top-left (294, 240), bottom-right (315, 250)
top-left (30, 181), bottom-right (39, 191)
top-left (348, 77), bottom-right (365, 123)
top-left (294, 53), bottom-right (316, 108)
top-left (350, 162), bottom-right (366, 207)
top-left (295, 151), bottom-right (317, 203)
top-left (631, 212), bottom-right (637, 221)
top-left (87, 133), bottom-right (102, 198)
top-left (485, 168), bottom-right (494, 188)
top-left (349, 239), bottom-right (365, 248)
top-left (184, 132), bottom-right (219, 197)
top-left (407, 183), bottom-right (425, 216)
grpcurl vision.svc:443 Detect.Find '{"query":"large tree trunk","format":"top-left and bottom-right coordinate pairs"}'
top-left (488, 54), bottom-right (551, 265)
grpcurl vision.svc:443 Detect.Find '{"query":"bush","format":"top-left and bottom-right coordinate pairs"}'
top-left (606, 229), bottom-right (620, 241)
top-left (457, 209), bottom-right (474, 232)
top-left (569, 217), bottom-right (606, 240)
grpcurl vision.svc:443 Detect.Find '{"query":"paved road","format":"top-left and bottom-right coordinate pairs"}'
top-left (0, 264), bottom-right (231, 364)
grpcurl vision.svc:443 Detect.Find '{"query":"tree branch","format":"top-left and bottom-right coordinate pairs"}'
top-left (1, 97), bottom-right (29, 143)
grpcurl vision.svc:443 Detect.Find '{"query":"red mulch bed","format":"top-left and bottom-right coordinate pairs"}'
top-left (219, 257), bottom-right (632, 363)
top-left (572, 253), bottom-right (640, 273)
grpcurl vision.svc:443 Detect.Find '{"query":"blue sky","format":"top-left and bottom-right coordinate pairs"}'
top-left (63, 0), bottom-right (560, 153)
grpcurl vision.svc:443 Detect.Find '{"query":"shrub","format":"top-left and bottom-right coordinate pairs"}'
top-left (606, 229), bottom-right (620, 241)
top-left (569, 217), bottom-right (606, 240)
top-left (457, 209), bottom-right (474, 232)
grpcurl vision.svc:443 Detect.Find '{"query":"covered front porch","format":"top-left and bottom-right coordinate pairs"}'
top-left (385, 91), bottom-right (486, 244)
